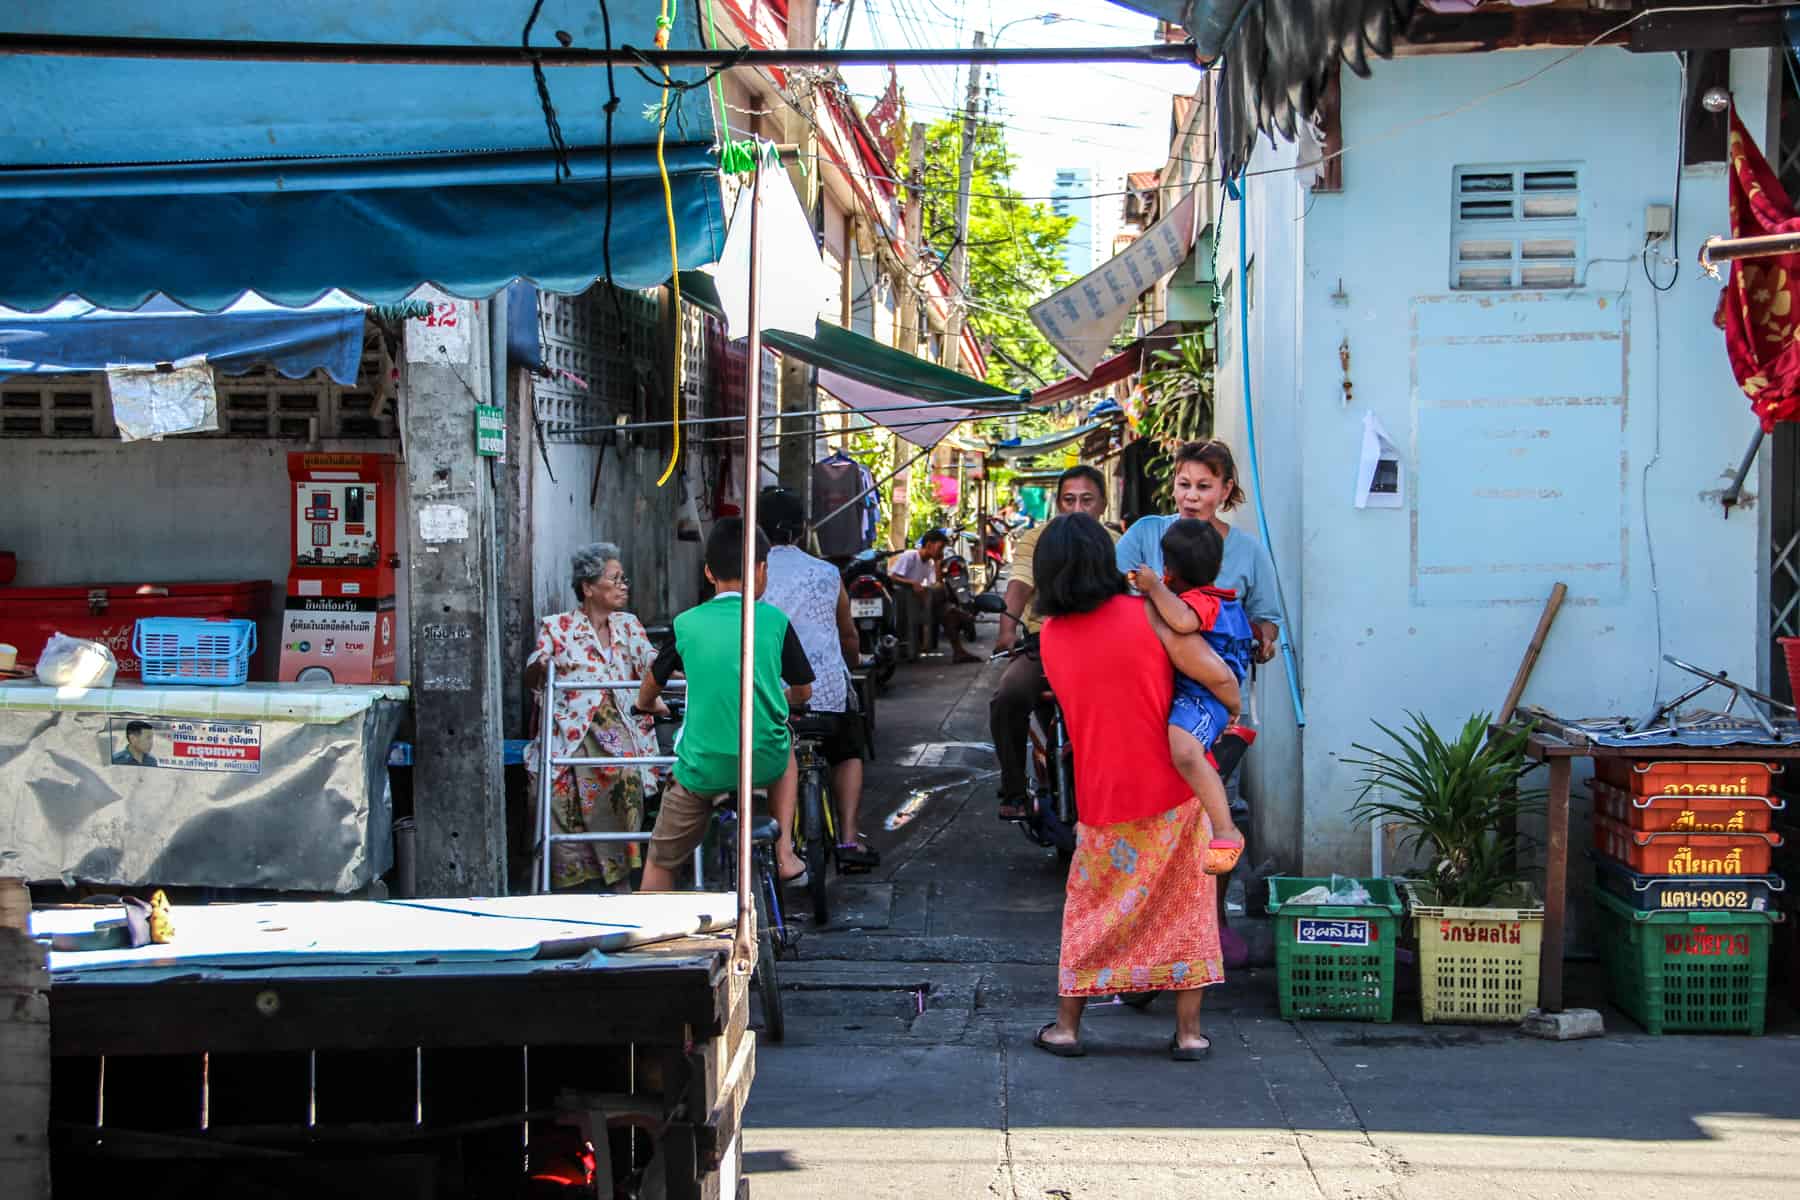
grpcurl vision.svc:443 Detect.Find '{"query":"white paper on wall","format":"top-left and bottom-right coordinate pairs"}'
top-left (107, 355), bottom-right (218, 442)
top-left (1355, 410), bottom-right (1404, 509)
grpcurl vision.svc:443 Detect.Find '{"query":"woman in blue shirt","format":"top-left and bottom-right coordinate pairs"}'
top-left (1115, 439), bottom-right (1280, 666)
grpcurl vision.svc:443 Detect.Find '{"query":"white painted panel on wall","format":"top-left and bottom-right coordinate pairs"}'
top-left (1411, 292), bottom-right (1628, 607)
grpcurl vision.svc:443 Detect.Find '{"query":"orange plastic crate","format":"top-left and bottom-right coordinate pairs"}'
top-left (1591, 813), bottom-right (1782, 876)
top-left (1589, 778), bottom-right (1782, 834)
top-left (1592, 758), bottom-right (1779, 799)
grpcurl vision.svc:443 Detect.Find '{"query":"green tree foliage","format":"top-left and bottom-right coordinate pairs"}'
top-left (1136, 333), bottom-right (1216, 506)
top-left (900, 118), bottom-right (1075, 395)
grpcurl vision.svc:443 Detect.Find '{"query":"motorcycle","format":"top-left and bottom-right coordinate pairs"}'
top-left (941, 527), bottom-right (1001, 610)
top-left (989, 617), bottom-right (1257, 868)
top-left (839, 548), bottom-right (900, 689)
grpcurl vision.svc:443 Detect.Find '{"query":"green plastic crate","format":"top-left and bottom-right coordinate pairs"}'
top-left (1591, 887), bottom-right (1778, 1036)
top-left (1267, 877), bottom-right (1405, 1022)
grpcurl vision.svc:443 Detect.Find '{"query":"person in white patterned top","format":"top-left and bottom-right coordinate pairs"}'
top-left (758, 488), bottom-right (879, 869)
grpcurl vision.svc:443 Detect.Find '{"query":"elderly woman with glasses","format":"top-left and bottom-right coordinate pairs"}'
top-left (524, 542), bottom-right (664, 891)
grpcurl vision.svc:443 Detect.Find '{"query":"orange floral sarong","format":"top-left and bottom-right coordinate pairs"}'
top-left (1058, 796), bottom-right (1225, 997)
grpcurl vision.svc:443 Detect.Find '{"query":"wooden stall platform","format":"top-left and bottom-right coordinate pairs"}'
top-left (1500, 713), bottom-right (1800, 1016)
top-left (38, 894), bottom-right (755, 1200)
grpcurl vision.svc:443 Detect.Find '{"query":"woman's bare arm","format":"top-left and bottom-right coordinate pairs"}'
top-left (1146, 605), bottom-right (1242, 719)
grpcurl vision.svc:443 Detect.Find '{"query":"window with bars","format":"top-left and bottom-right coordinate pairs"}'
top-left (1451, 164), bottom-right (1583, 291)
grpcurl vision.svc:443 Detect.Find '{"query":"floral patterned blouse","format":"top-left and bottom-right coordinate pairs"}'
top-left (524, 609), bottom-right (662, 793)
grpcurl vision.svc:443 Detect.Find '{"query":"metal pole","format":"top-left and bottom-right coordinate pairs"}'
top-left (1701, 230), bottom-right (1800, 274)
top-left (692, 406), bottom-right (1041, 446)
top-left (732, 157), bottom-right (766, 979)
top-left (556, 395), bottom-right (1024, 436)
top-left (538, 658), bottom-right (557, 894)
top-left (0, 33), bottom-right (1199, 69)
top-left (1722, 426), bottom-right (1766, 516)
top-left (946, 32), bottom-right (985, 370)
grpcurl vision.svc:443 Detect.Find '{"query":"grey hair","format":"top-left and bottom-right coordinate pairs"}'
top-left (570, 541), bottom-right (622, 602)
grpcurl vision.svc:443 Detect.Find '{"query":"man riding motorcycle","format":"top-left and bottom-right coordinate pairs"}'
top-left (988, 465), bottom-right (1115, 822)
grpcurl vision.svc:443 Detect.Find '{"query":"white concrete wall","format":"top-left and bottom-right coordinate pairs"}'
top-left (1211, 136), bottom-right (1310, 873)
top-left (0, 436), bottom-right (407, 680)
top-left (526, 434), bottom-right (704, 643)
top-left (1217, 48), bottom-right (1773, 882)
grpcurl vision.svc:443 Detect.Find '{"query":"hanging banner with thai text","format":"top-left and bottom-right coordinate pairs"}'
top-left (1029, 190), bottom-right (1198, 379)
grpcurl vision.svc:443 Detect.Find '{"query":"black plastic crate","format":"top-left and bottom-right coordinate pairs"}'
top-left (1590, 851), bottom-right (1786, 914)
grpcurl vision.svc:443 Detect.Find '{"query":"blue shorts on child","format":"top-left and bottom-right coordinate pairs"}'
top-left (1169, 674), bottom-right (1230, 749)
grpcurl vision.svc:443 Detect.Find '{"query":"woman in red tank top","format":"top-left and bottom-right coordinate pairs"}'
top-left (1031, 514), bottom-right (1243, 1060)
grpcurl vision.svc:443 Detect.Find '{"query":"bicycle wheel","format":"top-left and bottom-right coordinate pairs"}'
top-left (799, 768), bottom-right (831, 927)
top-left (751, 857), bottom-right (785, 1043)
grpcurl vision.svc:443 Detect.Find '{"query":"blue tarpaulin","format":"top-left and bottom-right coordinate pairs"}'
top-left (0, 2), bottom-right (725, 312)
top-left (0, 292), bottom-right (367, 385)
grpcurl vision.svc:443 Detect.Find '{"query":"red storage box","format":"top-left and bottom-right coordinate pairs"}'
top-left (0, 581), bottom-right (272, 680)
top-left (1593, 757), bottom-right (1779, 799)
top-left (1591, 813), bottom-right (1782, 876)
top-left (1590, 778), bottom-right (1783, 834)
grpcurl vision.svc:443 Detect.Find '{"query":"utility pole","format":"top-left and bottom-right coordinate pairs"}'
top-left (891, 120), bottom-right (926, 548)
top-left (946, 30), bottom-right (984, 373)
top-left (778, 0), bottom-right (821, 503)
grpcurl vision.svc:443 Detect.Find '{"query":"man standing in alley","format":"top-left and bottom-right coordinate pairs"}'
top-left (989, 465), bottom-right (1113, 821)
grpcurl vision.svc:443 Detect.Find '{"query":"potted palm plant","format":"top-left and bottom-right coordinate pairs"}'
top-left (1346, 713), bottom-right (1547, 1024)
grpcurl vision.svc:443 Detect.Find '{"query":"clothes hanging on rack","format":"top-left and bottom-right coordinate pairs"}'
top-left (812, 450), bottom-right (877, 558)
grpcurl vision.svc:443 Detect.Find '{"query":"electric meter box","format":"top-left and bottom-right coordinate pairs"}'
top-left (278, 452), bottom-right (400, 684)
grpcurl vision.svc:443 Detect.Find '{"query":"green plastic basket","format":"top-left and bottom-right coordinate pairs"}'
top-left (1267, 877), bottom-right (1405, 1022)
top-left (1591, 887), bottom-right (1778, 1036)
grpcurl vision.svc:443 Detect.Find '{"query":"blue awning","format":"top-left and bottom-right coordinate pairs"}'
top-left (0, 3), bottom-right (725, 312)
top-left (0, 293), bottom-right (367, 385)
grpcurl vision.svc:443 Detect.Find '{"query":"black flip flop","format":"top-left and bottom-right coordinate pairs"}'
top-left (1034, 1022), bottom-right (1085, 1058)
top-left (997, 801), bottom-right (1029, 821)
top-left (778, 867), bottom-right (810, 889)
top-left (836, 840), bottom-right (880, 871)
top-left (1168, 1034), bottom-right (1212, 1062)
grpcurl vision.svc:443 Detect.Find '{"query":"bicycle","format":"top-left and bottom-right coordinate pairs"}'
top-left (646, 699), bottom-right (790, 1043)
top-left (708, 806), bottom-right (787, 1044)
top-left (990, 640), bottom-right (1078, 865)
top-left (789, 709), bottom-right (840, 929)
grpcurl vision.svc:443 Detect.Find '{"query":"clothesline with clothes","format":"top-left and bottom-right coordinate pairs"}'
top-left (813, 449), bottom-right (881, 557)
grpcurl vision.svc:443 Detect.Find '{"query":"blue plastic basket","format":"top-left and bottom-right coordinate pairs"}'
top-left (132, 618), bottom-right (257, 686)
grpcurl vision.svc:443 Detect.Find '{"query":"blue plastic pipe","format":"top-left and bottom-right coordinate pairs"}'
top-left (1230, 171), bottom-right (1306, 728)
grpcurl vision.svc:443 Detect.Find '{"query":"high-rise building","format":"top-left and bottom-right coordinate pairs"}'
top-left (1050, 166), bottom-right (1095, 277)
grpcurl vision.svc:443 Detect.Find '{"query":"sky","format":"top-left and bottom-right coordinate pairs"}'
top-left (834, 0), bottom-right (1203, 228)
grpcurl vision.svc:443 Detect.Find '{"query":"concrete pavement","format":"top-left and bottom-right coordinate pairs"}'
top-left (743, 630), bottom-right (1800, 1199)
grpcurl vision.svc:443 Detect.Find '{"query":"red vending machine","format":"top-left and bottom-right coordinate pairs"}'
top-left (278, 452), bottom-right (399, 684)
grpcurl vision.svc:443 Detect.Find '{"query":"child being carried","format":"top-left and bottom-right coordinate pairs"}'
top-left (1129, 518), bottom-right (1254, 874)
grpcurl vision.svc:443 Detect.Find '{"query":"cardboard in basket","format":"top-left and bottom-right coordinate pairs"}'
top-left (1591, 812), bottom-right (1782, 876)
top-left (1588, 777), bottom-right (1782, 834)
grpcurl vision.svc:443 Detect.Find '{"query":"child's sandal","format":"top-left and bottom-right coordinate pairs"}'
top-left (1203, 838), bottom-right (1244, 876)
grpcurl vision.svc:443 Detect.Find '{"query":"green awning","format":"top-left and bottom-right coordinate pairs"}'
top-left (990, 417), bottom-right (1120, 461)
top-left (680, 271), bottom-right (1018, 446)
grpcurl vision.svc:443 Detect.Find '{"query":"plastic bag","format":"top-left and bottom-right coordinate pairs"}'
top-left (34, 632), bottom-right (118, 688)
top-left (1288, 875), bottom-right (1373, 907)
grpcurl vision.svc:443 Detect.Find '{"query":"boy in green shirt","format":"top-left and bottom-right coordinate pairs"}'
top-left (637, 518), bottom-right (815, 892)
